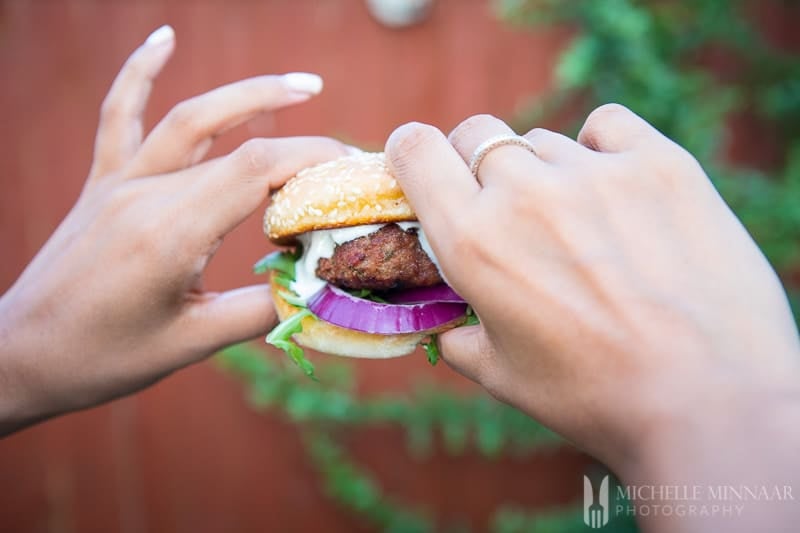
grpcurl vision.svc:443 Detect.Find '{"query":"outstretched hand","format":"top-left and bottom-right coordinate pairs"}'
top-left (0, 26), bottom-right (349, 433)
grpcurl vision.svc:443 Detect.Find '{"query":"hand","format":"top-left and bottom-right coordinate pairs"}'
top-left (385, 107), bottom-right (800, 523)
top-left (0, 26), bottom-right (349, 434)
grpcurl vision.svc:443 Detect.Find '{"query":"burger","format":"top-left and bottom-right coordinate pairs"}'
top-left (255, 152), bottom-right (473, 377)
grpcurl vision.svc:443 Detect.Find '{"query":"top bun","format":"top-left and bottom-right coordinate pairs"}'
top-left (264, 152), bottom-right (416, 244)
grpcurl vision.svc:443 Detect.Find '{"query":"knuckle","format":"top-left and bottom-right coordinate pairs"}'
top-left (523, 127), bottom-right (550, 143)
top-left (99, 94), bottom-right (122, 124)
top-left (386, 122), bottom-right (442, 169)
top-left (586, 103), bottom-right (633, 124)
top-left (121, 48), bottom-right (148, 78)
top-left (233, 138), bottom-right (274, 177)
top-left (649, 144), bottom-right (705, 186)
top-left (579, 103), bottom-right (634, 147)
top-left (448, 114), bottom-right (497, 144)
top-left (164, 100), bottom-right (199, 134)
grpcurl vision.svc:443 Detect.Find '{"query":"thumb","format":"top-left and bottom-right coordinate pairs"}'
top-left (439, 324), bottom-right (498, 387)
top-left (384, 123), bottom-right (481, 295)
top-left (179, 284), bottom-right (277, 356)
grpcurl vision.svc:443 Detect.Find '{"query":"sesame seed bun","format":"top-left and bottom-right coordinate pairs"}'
top-left (264, 152), bottom-right (416, 244)
top-left (263, 153), bottom-right (466, 360)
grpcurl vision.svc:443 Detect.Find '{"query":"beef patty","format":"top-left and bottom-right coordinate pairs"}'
top-left (316, 224), bottom-right (442, 291)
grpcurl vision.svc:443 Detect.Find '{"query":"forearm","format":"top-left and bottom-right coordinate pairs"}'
top-left (618, 374), bottom-right (800, 533)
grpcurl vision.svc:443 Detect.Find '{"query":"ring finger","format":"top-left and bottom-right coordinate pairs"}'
top-left (447, 114), bottom-right (544, 186)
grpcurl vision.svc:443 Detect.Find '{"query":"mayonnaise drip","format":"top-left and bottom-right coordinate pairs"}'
top-left (291, 222), bottom-right (442, 303)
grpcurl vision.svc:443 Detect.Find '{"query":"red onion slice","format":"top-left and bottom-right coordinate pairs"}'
top-left (308, 284), bottom-right (467, 335)
top-left (386, 283), bottom-right (466, 304)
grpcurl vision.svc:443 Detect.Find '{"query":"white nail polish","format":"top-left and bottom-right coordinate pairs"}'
top-left (282, 72), bottom-right (323, 95)
top-left (146, 25), bottom-right (175, 46)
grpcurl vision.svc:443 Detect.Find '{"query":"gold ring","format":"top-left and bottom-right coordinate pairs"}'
top-left (468, 134), bottom-right (537, 177)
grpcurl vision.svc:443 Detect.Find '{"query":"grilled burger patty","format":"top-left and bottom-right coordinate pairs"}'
top-left (315, 224), bottom-right (442, 291)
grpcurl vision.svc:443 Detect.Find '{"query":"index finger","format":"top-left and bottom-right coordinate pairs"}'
top-left (384, 122), bottom-right (479, 236)
top-left (185, 136), bottom-right (351, 239)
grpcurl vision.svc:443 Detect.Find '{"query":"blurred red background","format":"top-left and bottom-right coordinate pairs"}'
top-left (0, 1), bottom-right (588, 532)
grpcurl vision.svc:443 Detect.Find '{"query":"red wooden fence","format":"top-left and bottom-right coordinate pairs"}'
top-left (0, 1), bottom-right (586, 532)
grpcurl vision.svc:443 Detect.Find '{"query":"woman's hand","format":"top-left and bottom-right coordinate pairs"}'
top-left (385, 108), bottom-right (800, 529)
top-left (0, 26), bottom-right (349, 434)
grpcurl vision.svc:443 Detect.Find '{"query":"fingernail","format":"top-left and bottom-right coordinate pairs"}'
top-left (146, 25), bottom-right (175, 46)
top-left (345, 145), bottom-right (364, 155)
top-left (282, 72), bottom-right (323, 95)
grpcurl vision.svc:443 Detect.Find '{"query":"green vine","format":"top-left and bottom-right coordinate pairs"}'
top-left (497, 0), bottom-right (800, 319)
top-left (219, 1), bottom-right (800, 531)
top-left (217, 343), bottom-right (587, 533)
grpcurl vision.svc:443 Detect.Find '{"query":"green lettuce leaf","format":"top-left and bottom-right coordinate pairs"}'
top-left (422, 335), bottom-right (440, 366)
top-left (273, 274), bottom-right (294, 290)
top-left (253, 250), bottom-right (298, 276)
top-left (348, 288), bottom-right (389, 303)
top-left (464, 305), bottom-right (479, 326)
top-left (278, 290), bottom-right (308, 308)
top-left (266, 308), bottom-right (317, 380)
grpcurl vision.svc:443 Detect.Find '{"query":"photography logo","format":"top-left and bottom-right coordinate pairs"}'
top-left (584, 475), bottom-right (610, 529)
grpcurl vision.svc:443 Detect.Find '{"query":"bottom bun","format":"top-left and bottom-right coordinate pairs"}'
top-left (270, 273), bottom-right (463, 359)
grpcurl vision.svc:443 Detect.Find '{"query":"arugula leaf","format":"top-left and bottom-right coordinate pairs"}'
top-left (253, 250), bottom-right (297, 276)
top-left (278, 290), bottom-right (307, 308)
top-left (266, 308), bottom-right (317, 380)
top-left (422, 335), bottom-right (440, 366)
top-left (465, 306), bottom-right (480, 326)
top-left (349, 288), bottom-right (389, 304)
top-left (273, 273), bottom-right (294, 290)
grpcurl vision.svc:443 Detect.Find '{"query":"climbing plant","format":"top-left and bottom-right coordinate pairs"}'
top-left (498, 0), bottom-right (800, 313)
top-left (217, 1), bottom-right (799, 532)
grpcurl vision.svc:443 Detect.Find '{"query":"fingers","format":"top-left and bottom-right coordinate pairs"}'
top-left (88, 25), bottom-right (176, 182)
top-left (124, 73), bottom-right (324, 179)
top-left (385, 122), bottom-right (479, 231)
top-left (186, 136), bottom-right (350, 238)
top-left (523, 127), bottom-right (592, 164)
top-left (447, 114), bottom-right (543, 186)
top-left (577, 103), bottom-right (661, 153)
top-left (179, 285), bottom-right (277, 355)
top-left (438, 325), bottom-right (498, 386)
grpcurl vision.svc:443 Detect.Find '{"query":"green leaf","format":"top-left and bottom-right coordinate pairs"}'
top-left (273, 273), bottom-right (293, 289)
top-left (464, 306), bottom-right (480, 326)
top-left (421, 336), bottom-right (440, 366)
top-left (266, 308), bottom-right (317, 380)
top-left (278, 290), bottom-right (307, 308)
top-left (253, 250), bottom-right (297, 276)
top-left (555, 35), bottom-right (598, 89)
top-left (347, 288), bottom-right (389, 303)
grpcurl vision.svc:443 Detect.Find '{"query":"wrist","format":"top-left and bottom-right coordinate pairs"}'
top-left (0, 289), bottom-right (52, 435)
top-left (614, 369), bottom-right (800, 531)
top-left (635, 377), bottom-right (800, 475)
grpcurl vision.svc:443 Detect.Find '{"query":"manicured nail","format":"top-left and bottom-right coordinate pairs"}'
top-left (282, 72), bottom-right (323, 95)
top-left (146, 25), bottom-right (175, 46)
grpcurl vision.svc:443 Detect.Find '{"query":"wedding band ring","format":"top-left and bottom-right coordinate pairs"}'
top-left (468, 134), bottom-right (538, 178)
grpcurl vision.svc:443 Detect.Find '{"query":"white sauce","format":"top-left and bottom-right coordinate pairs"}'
top-left (291, 222), bottom-right (442, 302)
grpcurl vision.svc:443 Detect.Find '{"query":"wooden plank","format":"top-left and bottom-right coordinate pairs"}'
top-left (0, 1), bottom-right (582, 532)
